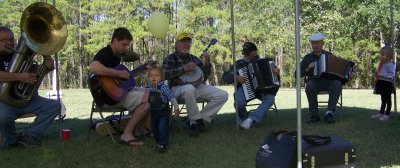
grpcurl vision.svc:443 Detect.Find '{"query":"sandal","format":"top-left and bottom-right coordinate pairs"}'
top-left (119, 138), bottom-right (144, 147)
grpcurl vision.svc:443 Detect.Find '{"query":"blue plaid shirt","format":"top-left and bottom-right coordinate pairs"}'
top-left (162, 52), bottom-right (211, 87)
top-left (146, 81), bottom-right (176, 104)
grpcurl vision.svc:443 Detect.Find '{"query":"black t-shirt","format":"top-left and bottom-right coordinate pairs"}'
top-left (93, 45), bottom-right (120, 68)
top-left (0, 53), bottom-right (13, 71)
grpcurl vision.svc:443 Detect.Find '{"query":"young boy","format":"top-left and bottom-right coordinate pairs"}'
top-left (146, 67), bottom-right (179, 152)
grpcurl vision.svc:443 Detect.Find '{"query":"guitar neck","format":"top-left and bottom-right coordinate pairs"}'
top-left (130, 64), bottom-right (147, 76)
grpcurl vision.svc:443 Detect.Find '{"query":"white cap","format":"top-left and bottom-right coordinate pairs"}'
top-left (309, 33), bottom-right (325, 41)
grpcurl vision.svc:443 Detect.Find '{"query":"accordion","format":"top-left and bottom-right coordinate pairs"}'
top-left (238, 58), bottom-right (280, 101)
top-left (313, 54), bottom-right (355, 84)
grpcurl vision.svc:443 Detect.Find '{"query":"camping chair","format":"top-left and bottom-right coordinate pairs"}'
top-left (317, 90), bottom-right (343, 118)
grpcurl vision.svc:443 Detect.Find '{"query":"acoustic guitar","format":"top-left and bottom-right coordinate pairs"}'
top-left (179, 38), bottom-right (218, 86)
top-left (89, 61), bottom-right (156, 106)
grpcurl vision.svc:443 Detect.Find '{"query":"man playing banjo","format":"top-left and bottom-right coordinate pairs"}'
top-left (162, 32), bottom-right (228, 137)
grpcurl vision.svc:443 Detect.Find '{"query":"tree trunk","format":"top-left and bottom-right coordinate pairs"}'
top-left (70, 50), bottom-right (77, 88)
top-left (78, 2), bottom-right (83, 88)
top-left (355, 48), bottom-right (360, 89)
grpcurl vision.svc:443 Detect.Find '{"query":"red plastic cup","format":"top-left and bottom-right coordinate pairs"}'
top-left (61, 129), bottom-right (71, 141)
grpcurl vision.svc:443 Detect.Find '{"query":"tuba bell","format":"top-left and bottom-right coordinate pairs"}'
top-left (0, 2), bottom-right (67, 108)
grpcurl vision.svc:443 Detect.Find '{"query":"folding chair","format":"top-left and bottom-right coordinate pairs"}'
top-left (87, 75), bottom-right (128, 144)
top-left (171, 98), bottom-right (207, 132)
top-left (246, 102), bottom-right (280, 120)
top-left (86, 100), bottom-right (127, 144)
top-left (176, 98), bottom-right (207, 116)
top-left (317, 90), bottom-right (343, 118)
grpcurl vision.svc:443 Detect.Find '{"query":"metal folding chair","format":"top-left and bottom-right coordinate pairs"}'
top-left (317, 90), bottom-right (343, 118)
top-left (246, 102), bottom-right (280, 121)
top-left (86, 100), bottom-right (127, 144)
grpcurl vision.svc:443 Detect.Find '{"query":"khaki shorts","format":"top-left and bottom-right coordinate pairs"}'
top-left (122, 88), bottom-right (146, 112)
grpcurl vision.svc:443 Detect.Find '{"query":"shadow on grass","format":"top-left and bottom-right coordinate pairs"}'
top-left (1, 106), bottom-right (399, 168)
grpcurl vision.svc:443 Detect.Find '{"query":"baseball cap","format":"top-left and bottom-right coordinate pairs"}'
top-left (176, 32), bottom-right (192, 41)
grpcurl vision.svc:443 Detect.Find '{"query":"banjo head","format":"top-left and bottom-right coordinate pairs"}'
top-left (180, 66), bottom-right (204, 86)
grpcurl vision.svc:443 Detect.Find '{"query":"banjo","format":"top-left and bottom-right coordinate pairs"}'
top-left (180, 38), bottom-right (218, 86)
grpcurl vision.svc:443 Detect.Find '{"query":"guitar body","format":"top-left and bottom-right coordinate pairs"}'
top-left (89, 64), bottom-right (136, 106)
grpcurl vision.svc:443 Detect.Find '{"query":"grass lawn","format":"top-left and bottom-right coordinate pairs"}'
top-left (1, 86), bottom-right (400, 168)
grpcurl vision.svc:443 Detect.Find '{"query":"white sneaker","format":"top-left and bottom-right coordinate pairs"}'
top-left (240, 118), bottom-right (253, 129)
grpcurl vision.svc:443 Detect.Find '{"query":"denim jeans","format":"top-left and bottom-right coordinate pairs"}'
top-left (0, 95), bottom-right (60, 146)
top-left (149, 92), bottom-right (170, 146)
top-left (305, 79), bottom-right (342, 117)
top-left (235, 86), bottom-right (275, 123)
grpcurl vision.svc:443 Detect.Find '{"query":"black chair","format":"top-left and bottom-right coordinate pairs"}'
top-left (317, 90), bottom-right (343, 118)
top-left (87, 75), bottom-right (127, 144)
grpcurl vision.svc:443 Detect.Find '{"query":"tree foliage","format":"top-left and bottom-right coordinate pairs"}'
top-left (0, 0), bottom-right (398, 88)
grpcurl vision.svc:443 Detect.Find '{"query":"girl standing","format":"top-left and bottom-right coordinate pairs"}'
top-left (372, 46), bottom-right (396, 121)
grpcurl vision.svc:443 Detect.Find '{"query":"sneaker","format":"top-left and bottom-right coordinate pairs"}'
top-left (307, 115), bottom-right (321, 124)
top-left (371, 113), bottom-right (384, 119)
top-left (196, 119), bottom-right (205, 132)
top-left (189, 123), bottom-right (199, 137)
top-left (157, 144), bottom-right (167, 153)
top-left (240, 118), bottom-right (253, 129)
top-left (379, 115), bottom-right (390, 121)
top-left (324, 113), bottom-right (336, 124)
top-left (17, 134), bottom-right (41, 148)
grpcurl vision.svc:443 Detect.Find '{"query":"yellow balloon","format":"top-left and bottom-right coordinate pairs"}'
top-left (148, 12), bottom-right (169, 39)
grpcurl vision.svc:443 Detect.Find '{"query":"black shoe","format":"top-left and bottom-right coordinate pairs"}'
top-left (17, 134), bottom-right (41, 148)
top-left (189, 123), bottom-right (199, 137)
top-left (307, 115), bottom-right (321, 124)
top-left (196, 119), bottom-right (205, 132)
top-left (157, 144), bottom-right (167, 153)
top-left (324, 113), bottom-right (336, 123)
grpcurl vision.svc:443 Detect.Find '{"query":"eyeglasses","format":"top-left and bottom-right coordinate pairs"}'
top-left (0, 38), bottom-right (14, 43)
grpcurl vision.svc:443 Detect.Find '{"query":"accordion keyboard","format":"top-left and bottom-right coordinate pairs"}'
top-left (239, 67), bottom-right (255, 101)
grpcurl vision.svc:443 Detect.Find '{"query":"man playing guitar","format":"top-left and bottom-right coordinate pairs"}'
top-left (162, 32), bottom-right (228, 137)
top-left (89, 27), bottom-right (148, 146)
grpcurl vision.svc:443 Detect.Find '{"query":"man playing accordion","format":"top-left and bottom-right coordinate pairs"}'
top-left (300, 33), bottom-right (355, 124)
top-left (223, 42), bottom-right (280, 129)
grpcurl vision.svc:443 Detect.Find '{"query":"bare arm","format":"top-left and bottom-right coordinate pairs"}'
top-left (89, 61), bottom-right (128, 79)
top-left (0, 71), bottom-right (37, 84)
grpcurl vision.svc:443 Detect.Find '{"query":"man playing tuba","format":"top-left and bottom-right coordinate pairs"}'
top-left (0, 26), bottom-right (60, 150)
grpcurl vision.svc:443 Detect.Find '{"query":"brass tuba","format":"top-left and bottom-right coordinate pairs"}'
top-left (0, 2), bottom-right (67, 108)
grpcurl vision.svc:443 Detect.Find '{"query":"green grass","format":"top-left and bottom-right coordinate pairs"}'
top-left (1, 87), bottom-right (400, 168)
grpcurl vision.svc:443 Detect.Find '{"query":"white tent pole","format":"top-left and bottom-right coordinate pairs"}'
top-left (230, 0), bottom-right (239, 130)
top-left (52, 0), bottom-right (62, 142)
top-left (389, 0), bottom-right (397, 119)
top-left (294, 0), bottom-right (302, 167)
